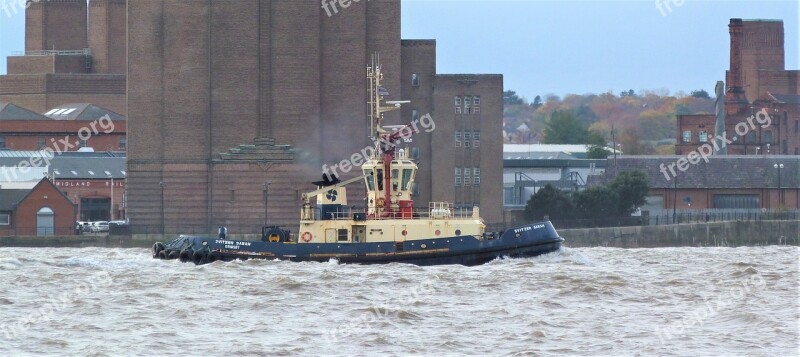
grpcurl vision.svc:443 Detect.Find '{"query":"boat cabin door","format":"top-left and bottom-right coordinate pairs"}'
top-left (352, 225), bottom-right (366, 242)
top-left (325, 229), bottom-right (336, 243)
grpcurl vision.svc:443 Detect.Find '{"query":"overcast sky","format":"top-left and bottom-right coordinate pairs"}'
top-left (1, 0), bottom-right (797, 100)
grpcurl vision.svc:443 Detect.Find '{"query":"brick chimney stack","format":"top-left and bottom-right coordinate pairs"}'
top-left (25, 0), bottom-right (88, 52)
top-left (725, 19), bottom-right (749, 114)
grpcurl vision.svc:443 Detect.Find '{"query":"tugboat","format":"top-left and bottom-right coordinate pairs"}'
top-left (152, 57), bottom-right (564, 266)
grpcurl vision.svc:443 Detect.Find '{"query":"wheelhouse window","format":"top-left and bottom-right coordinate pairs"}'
top-left (402, 169), bottom-right (414, 190)
top-left (363, 169), bottom-right (375, 191)
top-left (376, 169), bottom-right (384, 191)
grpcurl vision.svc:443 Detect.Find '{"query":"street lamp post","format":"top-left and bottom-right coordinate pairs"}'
top-left (159, 181), bottom-right (165, 234)
top-left (264, 181), bottom-right (271, 227)
top-left (774, 163), bottom-right (784, 207)
top-left (109, 175), bottom-right (114, 221)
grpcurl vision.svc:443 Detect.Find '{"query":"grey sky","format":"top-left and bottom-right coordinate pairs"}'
top-left (1, 0), bottom-right (797, 100)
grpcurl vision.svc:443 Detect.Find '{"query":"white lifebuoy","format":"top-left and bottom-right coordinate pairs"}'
top-left (301, 232), bottom-right (313, 243)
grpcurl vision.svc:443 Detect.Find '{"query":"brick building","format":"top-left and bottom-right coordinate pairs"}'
top-left (0, 178), bottom-right (77, 236)
top-left (0, 102), bottom-right (126, 152)
top-left (126, 0), bottom-right (504, 233)
top-left (677, 19), bottom-right (799, 156)
top-left (400, 40), bottom-right (503, 222)
top-left (0, 151), bottom-right (126, 222)
top-left (0, 0), bottom-right (127, 115)
top-left (594, 156), bottom-right (799, 212)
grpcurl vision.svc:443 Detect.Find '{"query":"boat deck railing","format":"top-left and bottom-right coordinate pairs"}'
top-left (319, 202), bottom-right (480, 221)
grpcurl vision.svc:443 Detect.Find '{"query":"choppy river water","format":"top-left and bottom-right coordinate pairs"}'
top-left (0, 246), bottom-right (797, 356)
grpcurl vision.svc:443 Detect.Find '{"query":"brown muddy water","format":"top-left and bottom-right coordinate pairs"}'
top-left (0, 246), bottom-right (797, 356)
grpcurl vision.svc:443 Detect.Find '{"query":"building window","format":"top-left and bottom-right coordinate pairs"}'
top-left (78, 139), bottom-right (86, 148)
top-left (783, 140), bottom-right (788, 154)
top-left (455, 96), bottom-right (461, 106)
top-left (455, 168), bottom-right (461, 186)
top-left (748, 131), bottom-right (757, 144)
top-left (682, 131), bottom-right (691, 143)
top-left (455, 132), bottom-right (461, 147)
top-left (795, 119), bottom-right (798, 133)
top-left (0, 136), bottom-right (5, 149)
top-left (411, 147), bottom-right (420, 159)
top-left (698, 131), bottom-right (708, 143)
top-left (763, 130), bottom-right (773, 144)
top-left (0, 213), bottom-right (9, 225)
top-left (464, 96), bottom-right (471, 113)
top-left (474, 168), bottom-right (480, 185)
top-left (713, 194), bottom-right (759, 209)
top-left (473, 96), bottom-right (480, 114)
top-left (464, 168), bottom-right (471, 186)
top-left (411, 74), bottom-right (419, 87)
top-left (455, 106), bottom-right (462, 114)
top-left (37, 137), bottom-right (46, 149)
top-left (473, 131), bottom-right (480, 147)
top-left (119, 137), bottom-right (127, 150)
top-left (464, 132), bottom-right (471, 147)
top-left (412, 110), bottom-right (419, 122)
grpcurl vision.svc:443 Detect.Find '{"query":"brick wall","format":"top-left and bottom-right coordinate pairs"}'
top-left (127, 0), bottom-right (404, 230)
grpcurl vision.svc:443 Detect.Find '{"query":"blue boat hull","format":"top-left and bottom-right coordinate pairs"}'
top-left (153, 221), bottom-right (564, 266)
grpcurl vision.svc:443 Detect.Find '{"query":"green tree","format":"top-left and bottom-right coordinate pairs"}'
top-left (542, 110), bottom-right (590, 144)
top-left (586, 144), bottom-right (611, 159)
top-left (525, 184), bottom-right (573, 222)
top-left (690, 89), bottom-right (710, 99)
top-left (504, 90), bottom-right (525, 105)
top-left (608, 170), bottom-right (649, 215)
top-left (573, 186), bottom-right (619, 219)
top-left (532, 95), bottom-right (543, 109)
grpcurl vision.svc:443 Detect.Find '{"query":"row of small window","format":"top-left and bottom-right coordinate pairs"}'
top-left (0, 136), bottom-right (127, 150)
top-left (455, 96), bottom-right (480, 114)
top-left (455, 168), bottom-right (481, 186)
top-left (455, 131), bottom-right (481, 147)
top-left (682, 130), bottom-right (775, 144)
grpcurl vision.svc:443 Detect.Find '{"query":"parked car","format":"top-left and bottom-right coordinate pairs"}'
top-left (91, 221), bottom-right (110, 233)
top-left (77, 221), bottom-right (93, 233)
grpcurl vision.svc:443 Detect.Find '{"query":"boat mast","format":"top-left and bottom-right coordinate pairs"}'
top-left (366, 54), bottom-right (406, 214)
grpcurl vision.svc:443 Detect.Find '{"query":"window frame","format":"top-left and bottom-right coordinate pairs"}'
top-left (682, 130), bottom-right (692, 143)
top-left (0, 213), bottom-right (9, 226)
top-left (455, 168), bottom-right (461, 186)
top-left (411, 74), bottom-right (419, 87)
